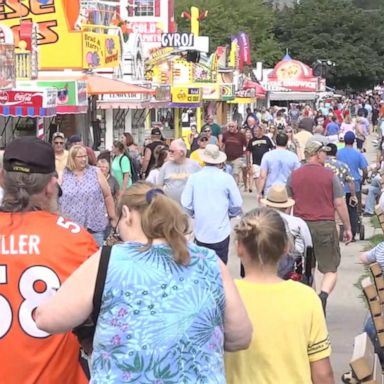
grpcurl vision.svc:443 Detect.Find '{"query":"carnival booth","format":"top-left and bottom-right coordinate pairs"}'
top-left (261, 54), bottom-right (325, 107)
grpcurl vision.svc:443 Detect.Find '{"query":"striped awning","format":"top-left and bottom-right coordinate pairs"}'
top-left (0, 105), bottom-right (57, 117)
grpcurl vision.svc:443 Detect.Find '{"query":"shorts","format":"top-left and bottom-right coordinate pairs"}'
top-left (252, 164), bottom-right (261, 179)
top-left (306, 220), bottom-right (340, 273)
top-left (227, 158), bottom-right (243, 176)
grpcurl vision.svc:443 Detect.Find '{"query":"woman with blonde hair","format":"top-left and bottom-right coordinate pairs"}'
top-left (225, 207), bottom-right (334, 384)
top-left (36, 182), bottom-right (252, 383)
top-left (59, 145), bottom-right (117, 246)
top-left (339, 114), bottom-right (355, 137)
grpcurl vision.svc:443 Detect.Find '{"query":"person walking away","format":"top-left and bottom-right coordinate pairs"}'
top-left (355, 114), bottom-right (369, 152)
top-left (246, 125), bottom-right (274, 193)
top-left (0, 137), bottom-right (98, 384)
top-left (68, 135), bottom-right (97, 165)
top-left (121, 132), bottom-right (142, 178)
top-left (145, 145), bottom-right (169, 185)
top-left (141, 128), bottom-right (164, 178)
top-left (336, 132), bottom-right (368, 240)
top-left (260, 185), bottom-right (313, 282)
top-left (222, 121), bottom-right (247, 186)
top-left (182, 144), bottom-right (243, 264)
top-left (157, 139), bottom-right (200, 204)
top-left (52, 132), bottom-right (68, 173)
top-left (287, 141), bottom-right (352, 313)
top-left (225, 207), bottom-right (334, 384)
top-left (59, 145), bottom-right (117, 247)
top-left (190, 133), bottom-right (209, 166)
top-left (325, 115), bottom-right (340, 144)
top-left (36, 182), bottom-right (252, 383)
top-left (339, 115), bottom-right (355, 137)
top-left (258, 132), bottom-right (300, 197)
top-left (112, 141), bottom-right (132, 194)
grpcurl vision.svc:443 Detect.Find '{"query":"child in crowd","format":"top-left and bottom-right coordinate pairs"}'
top-left (225, 207), bottom-right (335, 384)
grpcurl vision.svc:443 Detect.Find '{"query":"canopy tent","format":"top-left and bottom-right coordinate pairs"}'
top-left (242, 80), bottom-right (267, 98)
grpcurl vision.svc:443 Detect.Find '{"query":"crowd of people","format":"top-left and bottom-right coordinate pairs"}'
top-left (2, 91), bottom-right (384, 383)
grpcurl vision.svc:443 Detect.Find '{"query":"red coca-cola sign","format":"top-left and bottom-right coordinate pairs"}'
top-left (0, 90), bottom-right (43, 108)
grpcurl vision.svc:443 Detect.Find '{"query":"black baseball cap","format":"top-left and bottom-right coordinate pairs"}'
top-left (68, 134), bottom-right (82, 144)
top-left (151, 128), bottom-right (162, 136)
top-left (4, 137), bottom-right (55, 174)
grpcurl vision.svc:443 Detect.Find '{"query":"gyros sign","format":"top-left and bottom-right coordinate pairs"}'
top-left (161, 33), bottom-right (194, 49)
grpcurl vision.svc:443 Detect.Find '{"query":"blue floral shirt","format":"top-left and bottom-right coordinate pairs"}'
top-left (91, 242), bottom-right (225, 383)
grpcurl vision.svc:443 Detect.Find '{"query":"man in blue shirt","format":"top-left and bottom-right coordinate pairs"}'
top-left (336, 131), bottom-right (368, 240)
top-left (258, 132), bottom-right (301, 198)
top-left (325, 116), bottom-right (340, 143)
top-left (181, 144), bottom-right (243, 264)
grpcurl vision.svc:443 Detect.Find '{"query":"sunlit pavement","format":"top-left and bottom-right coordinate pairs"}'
top-left (226, 134), bottom-right (378, 380)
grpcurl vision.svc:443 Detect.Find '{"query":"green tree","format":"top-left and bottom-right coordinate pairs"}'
top-left (274, 0), bottom-right (384, 90)
top-left (175, 0), bottom-right (282, 66)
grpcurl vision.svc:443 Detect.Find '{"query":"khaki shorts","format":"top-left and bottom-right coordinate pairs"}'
top-left (306, 220), bottom-right (340, 273)
top-left (227, 158), bottom-right (243, 176)
top-left (252, 164), bottom-right (261, 179)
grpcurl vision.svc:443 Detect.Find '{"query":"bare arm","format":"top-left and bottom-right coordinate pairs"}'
top-left (334, 197), bottom-right (352, 242)
top-left (96, 168), bottom-right (117, 222)
top-left (310, 357), bottom-right (335, 384)
top-left (219, 260), bottom-right (253, 351)
top-left (218, 134), bottom-right (224, 149)
top-left (36, 250), bottom-right (101, 333)
top-left (257, 168), bottom-right (267, 196)
top-left (141, 147), bottom-right (152, 174)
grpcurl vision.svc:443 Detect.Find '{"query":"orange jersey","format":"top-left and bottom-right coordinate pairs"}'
top-left (0, 211), bottom-right (98, 384)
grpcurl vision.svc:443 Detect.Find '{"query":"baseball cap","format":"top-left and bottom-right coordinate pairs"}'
top-left (52, 132), bottom-right (65, 140)
top-left (344, 131), bottom-right (356, 144)
top-left (68, 134), bottom-right (82, 144)
top-left (4, 137), bottom-right (55, 174)
top-left (304, 140), bottom-right (331, 157)
top-left (198, 132), bottom-right (208, 140)
top-left (151, 128), bottom-right (162, 136)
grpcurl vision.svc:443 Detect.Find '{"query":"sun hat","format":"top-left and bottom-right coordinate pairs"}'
top-left (304, 140), bottom-right (331, 157)
top-left (200, 144), bottom-right (227, 164)
top-left (4, 137), bottom-right (55, 174)
top-left (260, 185), bottom-right (295, 208)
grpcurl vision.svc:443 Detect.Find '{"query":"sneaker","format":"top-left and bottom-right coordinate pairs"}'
top-left (341, 371), bottom-right (359, 384)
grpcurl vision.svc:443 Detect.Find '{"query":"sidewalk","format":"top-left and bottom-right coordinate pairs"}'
top-left (227, 134), bottom-right (380, 380)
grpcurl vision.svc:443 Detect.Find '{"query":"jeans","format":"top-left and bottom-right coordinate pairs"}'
top-left (88, 230), bottom-right (104, 247)
top-left (364, 314), bottom-right (384, 363)
top-left (195, 236), bottom-right (230, 264)
top-left (365, 175), bottom-right (382, 214)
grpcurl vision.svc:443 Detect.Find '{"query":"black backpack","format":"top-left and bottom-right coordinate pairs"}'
top-left (119, 154), bottom-right (139, 183)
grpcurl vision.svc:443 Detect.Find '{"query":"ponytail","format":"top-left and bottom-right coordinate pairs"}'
top-left (118, 182), bottom-right (190, 265)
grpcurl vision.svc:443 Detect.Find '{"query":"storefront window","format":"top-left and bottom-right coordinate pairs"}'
top-left (135, 0), bottom-right (155, 16)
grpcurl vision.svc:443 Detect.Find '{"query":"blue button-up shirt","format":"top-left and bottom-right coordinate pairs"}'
top-left (181, 166), bottom-right (243, 244)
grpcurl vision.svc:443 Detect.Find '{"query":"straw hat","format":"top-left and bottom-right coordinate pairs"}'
top-left (260, 185), bottom-right (295, 208)
top-left (200, 144), bottom-right (227, 164)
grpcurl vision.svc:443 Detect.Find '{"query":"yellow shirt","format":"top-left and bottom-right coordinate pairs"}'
top-left (55, 150), bottom-right (69, 173)
top-left (225, 279), bottom-right (331, 384)
top-left (190, 149), bottom-right (205, 167)
top-left (295, 130), bottom-right (313, 160)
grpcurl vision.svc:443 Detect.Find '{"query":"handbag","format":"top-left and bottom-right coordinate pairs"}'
top-left (73, 245), bottom-right (112, 356)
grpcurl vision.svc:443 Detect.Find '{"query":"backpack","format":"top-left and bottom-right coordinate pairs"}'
top-left (119, 154), bottom-right (139, 183)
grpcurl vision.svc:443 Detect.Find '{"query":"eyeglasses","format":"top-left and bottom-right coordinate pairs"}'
top-left (204, 130), bottom-right (211, 133)
top-left (54, 141), bottom-right (64, 145)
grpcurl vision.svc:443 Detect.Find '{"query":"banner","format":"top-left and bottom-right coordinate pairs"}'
top-left (230, 35), bottom-right (240, 70)
top-left (239, 32), bottom-right (251, 66)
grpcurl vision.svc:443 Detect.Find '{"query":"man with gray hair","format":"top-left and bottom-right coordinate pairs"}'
top-left (158, 138), bottom-right (200, 203)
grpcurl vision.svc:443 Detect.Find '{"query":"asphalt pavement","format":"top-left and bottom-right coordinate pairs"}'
top-left (226, 134), bottom-right (380, 381)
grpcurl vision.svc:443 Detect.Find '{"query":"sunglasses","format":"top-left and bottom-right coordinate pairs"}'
top-left (200, 138), bottom-right (208, 142)
top-left (204, 130), bottom-right (211, 133)
top-left (54, 141), bottom-right (64, 145)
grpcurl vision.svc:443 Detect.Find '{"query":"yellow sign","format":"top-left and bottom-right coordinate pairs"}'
top-left (82, 32), bottom-right (120, 69)
top-left (0, 1), bottom-right (121, 70)
top-left (171, 87), bottom-right (202, 104)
